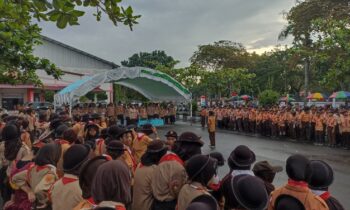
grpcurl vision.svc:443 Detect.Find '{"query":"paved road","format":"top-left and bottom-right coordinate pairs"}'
top-left (158, 122), bottom-right (350, 207)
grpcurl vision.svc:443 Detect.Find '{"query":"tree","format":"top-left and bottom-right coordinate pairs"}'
top-left (312, 18), bottom-right (350, 91)
top-left (0, 0), bottom-right (140, 85)
top-left (190, 40), bottom-right (251, 70)
top-left (279, 0), bottom-right (349, 98)
top-left (44, 90), bottom-right (55, 102)
top-left (121, 50), bottom-right (179, 69)
top-left (258, 90), bottom-right (280, 106)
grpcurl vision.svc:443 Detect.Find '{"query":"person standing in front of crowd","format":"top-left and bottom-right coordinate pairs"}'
top-left (268, 154), bottom-right (329, 210)
top-left (90, 160), bottom-right (131, 210)
top-left (12, 143), bottom-right (61, 210)
top-left (177, 155), bottom-right (218, 210)
top-left (132, 140), bottom-right (167, 210)
top-left (200, 107), bottom-right (207, 128)
top-left (306, 160), bottom-right (344, 210)
top-left (207, 111), bottom-right (216, 149)
top-left (50, 144), bottom-right (90, 210)
top-left (151, 132), bottom-right (203, 210)
top-left (169, 104), bottom-right (176, 124)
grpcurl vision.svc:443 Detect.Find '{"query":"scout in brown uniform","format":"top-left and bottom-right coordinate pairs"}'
top-left (253, 161), bottom-right (283, 195)
top-left (50, 145), bottom-right (90, 210)
top-left (12, 143), bottom-right (61, 209)
top-left (340, 111), bottom-right (350, 149)
top-left (91, 160), bottom-right (131, 210)
top-left (207, 111), bottom-right (216, 149)
top-left (177, 155), bottom-right (218, 210)
top-left (300, 108), bottom-right (312, 141)
top-left (116, 102), bottom-right (125, 125)
top-left (327, 111), bottom-right (337, 147)
top-left (132, 141), bottom-right (167, 210)
top-left (133, 124), bottom-right (155, 164)
top-left (54, 125), bottom-right (72, 178)
top-left (21, 119), bottom-right (32, 149)
top-left (73, 156), bottom-right (111, 210)
top-left (314, 111), bottom-right (325, 145)
top-left (169, 104), bottom-right (176, 124)
top-left (151, 132), bottom-right (203, 210)
top-left (107, 103), bottom-right (116, 121)
top-left (307, 160), bottom-right (345, 210)
top-left (200, 108), bottom-right (207, 128)
top-left (165, 130), bottom-right (178, 150)
top-left (267, 155), bottom-right (329, 210)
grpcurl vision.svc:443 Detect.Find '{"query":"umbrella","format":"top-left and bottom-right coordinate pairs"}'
top-left (307, 93), bottom-right (326, 100)
top-left (329, 91), bottom-right (350, 99)
top-left (240, 95), bottom-right (252, 100)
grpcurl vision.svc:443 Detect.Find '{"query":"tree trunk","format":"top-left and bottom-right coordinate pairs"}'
top-left (304, 57), bottom-right (310, 105)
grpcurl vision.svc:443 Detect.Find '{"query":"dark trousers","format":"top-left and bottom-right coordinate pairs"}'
top-left (117, 114), bottom-right (124, 125)
top-left (327, 126), bottom-right (336, 146)
top-left (243, 119), bottom-right (249, 132)
top-left (341, 132), bottom-right (350, 148)
top-left (201, 116), bottom-right (206, 128)
top-left (170, 115), bottom-right (175, 124)
top-left (152, 199), bottom-right (177, 210)
top-left (315, 130), bottom-right (324, 144)
top-left (301, 122), bottom-right (311, 141)
top-left (209, 131), bottom-right (216, 146)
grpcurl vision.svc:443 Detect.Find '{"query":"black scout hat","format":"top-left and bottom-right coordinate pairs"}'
top-left (178, 132), bottom-right (204, 146)
top-left (286, 154), bottom-right (310, 181)
top-left (275, 194), bottom-right (305, 210)
top-left (228, 145), bottom-right (256, 168)
top-left (306, 160), bottom-right (333, 190)
top-left (165, 130), bottom-right (178, 138)
top-left (231, 174), bottom-right (268, 210)
top-left (187, 194), bottom-right (218, 210)
top-left (146, 140), bottom-right (167, 153)
top-left (63, 144), bottom-right (90, 173)
top-left (106, 140), bottom-right (125, 152)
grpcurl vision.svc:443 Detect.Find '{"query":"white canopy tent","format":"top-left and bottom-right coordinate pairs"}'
top-left (54, 67), bottom-right (192, 115)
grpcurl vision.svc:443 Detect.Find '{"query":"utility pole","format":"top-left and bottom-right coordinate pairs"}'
top-left (304, 57), bottom-right (309, 105)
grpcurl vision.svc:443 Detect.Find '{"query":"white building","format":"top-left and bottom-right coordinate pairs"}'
top-left (0, 36), bottom-right (119, 110)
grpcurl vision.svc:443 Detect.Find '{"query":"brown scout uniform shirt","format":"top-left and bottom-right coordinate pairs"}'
top-left (208, 116), bottom-right (216, 132)
top-left (12, 164), bottom-right (58, 206)
top-left (177, 183), bottom-right (211, 210)
top-left (132, 164), bottom-right (157, 210)
top-left (132, 134), bottom-right (153, 164)
top-left (50, 174), bottom-right (83, 210)
top-left (268, 182), bottom-right (329, 210)
top-left (55, 140), bottom-right (71, 178)
top-left (151, 152), bottom-right (187, 202)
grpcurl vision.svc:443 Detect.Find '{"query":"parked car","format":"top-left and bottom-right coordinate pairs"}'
top-left (24, 102), bottom-right (53, 111)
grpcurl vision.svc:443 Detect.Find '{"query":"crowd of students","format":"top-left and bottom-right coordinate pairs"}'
top-left (0, 107), bottom-right (345, 210)
top-left (200, 106), bottom-right (350, 149)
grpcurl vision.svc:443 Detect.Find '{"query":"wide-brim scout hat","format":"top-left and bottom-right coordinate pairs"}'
top-left (253, 161), bottom-right (283, 175)
top-left (228, 145), bottom-right (256, 167)
top-left (178, 132), bottom-right (204, 146)
top-left (146, 140), bottom-right (167, 153)
top-left (138, 124), bottom-right (154, 135)
top-left (63, 144), bottom-right (91, 172)
top-left (286, 154), bottom-right (310, 181)
top-left (188, 194), bottom-right (219, 210)
top-left (165, 130), bottom-right (178, 138)
top-left (306, 160), bottom-right (333, 190)
top-left (275, 195), bottom-right (305, 210)
top-left (232, 174), bottom-right (268, 210)
top-left (106, 140), bottom-right (125, 152)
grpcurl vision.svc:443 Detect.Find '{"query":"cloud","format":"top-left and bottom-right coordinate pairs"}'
top-left (39, 0), bottom-right (295, 67)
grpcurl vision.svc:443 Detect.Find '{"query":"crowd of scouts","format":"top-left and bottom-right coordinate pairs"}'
top-left (0, 105), bottom-right (345, 210)
top-left (201, 106), bottom-right (350, 149)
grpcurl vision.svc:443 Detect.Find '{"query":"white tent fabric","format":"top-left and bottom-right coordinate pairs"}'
top-left (54, 67), bottom-right (192, 106)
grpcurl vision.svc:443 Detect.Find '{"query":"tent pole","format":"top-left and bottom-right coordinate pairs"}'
top-left (69, 101), bottom-right (72, 118)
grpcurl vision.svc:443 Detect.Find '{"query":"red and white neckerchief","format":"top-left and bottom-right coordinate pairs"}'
top-left (288, 179), bottom-right (308, 188)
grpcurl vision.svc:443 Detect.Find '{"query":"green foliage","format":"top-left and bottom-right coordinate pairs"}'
top-left (258, 90), bottom-right (280, 106)
top-left (191, 100), bottom-right (198, 114)
top-left (121, 50), bottom-right (179, 69)
top-left (190, 40), bottom-right (251, 70)
top-left (44, 90), bottom-right (55, 102)
top-left (0, 0), bottom-right (139, 86)
top-left (85, 91), bottom-right (108, 101)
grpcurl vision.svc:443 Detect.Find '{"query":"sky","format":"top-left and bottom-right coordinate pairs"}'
top-left (39, 0), bottom-right (296, 67)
